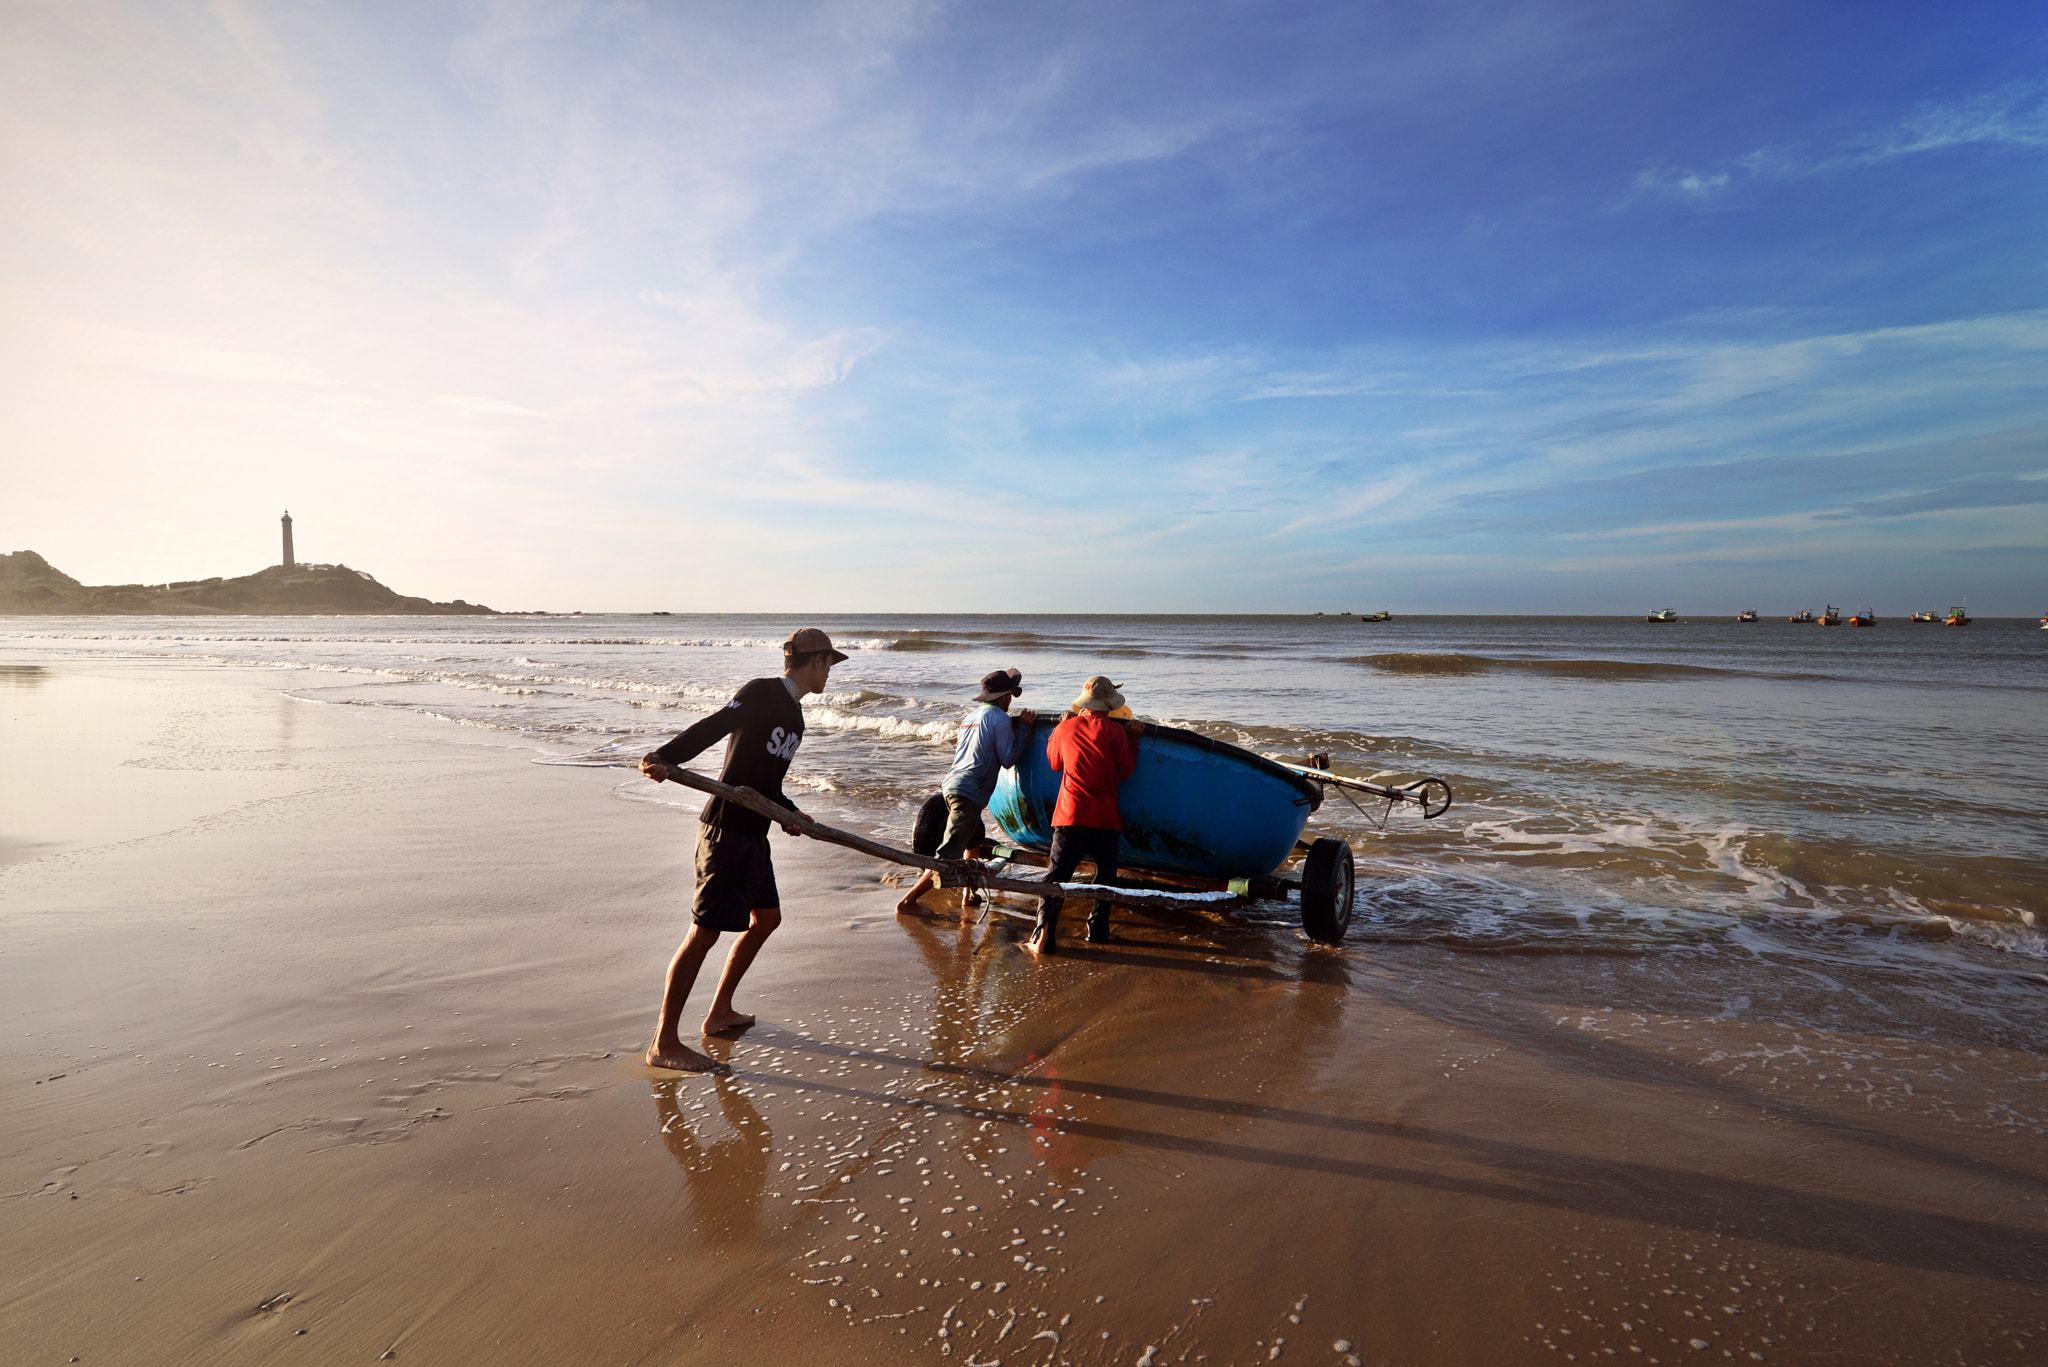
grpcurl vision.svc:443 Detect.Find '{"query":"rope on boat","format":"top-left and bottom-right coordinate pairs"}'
top-left (1328, 780), bottom-right (1397, 831)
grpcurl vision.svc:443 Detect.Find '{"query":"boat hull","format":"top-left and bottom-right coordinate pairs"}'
top-left (988, 719), bottom-right (1321, 880)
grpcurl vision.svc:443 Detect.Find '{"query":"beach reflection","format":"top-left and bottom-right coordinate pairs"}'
top-left (650, 1069), bottom-right (770, 1243)
top-left (892, 895), bottom-right (1356, 1184)
top-left (0, 663), bottom-right (48, 689)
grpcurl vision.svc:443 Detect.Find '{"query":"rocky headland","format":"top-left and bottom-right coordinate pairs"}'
top-left (0, 550), bottom-right (495, 615)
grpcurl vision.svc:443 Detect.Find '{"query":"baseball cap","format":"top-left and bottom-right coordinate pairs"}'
top-left (783, 627), bottom-right (850, 665)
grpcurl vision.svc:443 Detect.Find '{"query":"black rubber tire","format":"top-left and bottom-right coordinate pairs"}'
top-left (911, 793), bottom-right (950, 857)
top-left (1299, 837), bottom-right (1356, 944)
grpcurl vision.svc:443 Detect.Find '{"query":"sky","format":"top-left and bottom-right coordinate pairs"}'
top-left (2, 0), bottom-right (2045, 614)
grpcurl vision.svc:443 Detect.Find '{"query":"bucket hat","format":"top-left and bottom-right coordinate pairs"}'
top-left (975, 668), bottom-right (1024, 702)
top-left (1070, 675), bottom-right (1126, 712)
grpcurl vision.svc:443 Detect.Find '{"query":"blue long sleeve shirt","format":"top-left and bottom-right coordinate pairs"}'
top-left (939, 702), bottom-right (1029, 805)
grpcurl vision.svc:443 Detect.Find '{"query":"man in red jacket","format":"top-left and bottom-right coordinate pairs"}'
top-left (1029, 675), bottom-right (1145, 955)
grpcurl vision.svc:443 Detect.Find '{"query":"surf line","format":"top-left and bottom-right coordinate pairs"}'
top-left (644, 766), bottom-right (1247, 913)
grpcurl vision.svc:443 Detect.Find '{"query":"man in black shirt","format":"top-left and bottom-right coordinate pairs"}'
top-left (638, 627), bottom-right (848, 1072)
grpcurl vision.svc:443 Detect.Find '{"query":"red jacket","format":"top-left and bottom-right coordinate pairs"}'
top-left (1046, 712), bottom-right (1138, 830)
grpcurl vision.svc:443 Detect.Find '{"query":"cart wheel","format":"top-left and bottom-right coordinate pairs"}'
top-left (911, 793), bottom-right (949, 857)
top-left (1299, 837), bottom-right (1355, 944)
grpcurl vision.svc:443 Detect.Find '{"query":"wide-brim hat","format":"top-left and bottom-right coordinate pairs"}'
top-left (1070, 674), bottom-right (1126, 712)
top-left (783, 627), bottom-right (849, 665)
top-left (975, 667), bottom-right (1024, 702)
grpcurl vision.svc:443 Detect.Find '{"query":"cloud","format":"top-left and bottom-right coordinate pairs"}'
top-left (1857, 80), bottom-right (2048, 162)
top-left (1629, 80), bottom-right (2048, 207)
top-left (93, 328), bottom-right (326, 385)
top-left (1631, 167), bottom-right (1732, 202)
top-left (1441, 423), bottom-right (2048, 538)
top-left (436, 394), bottom-right (546, 418)
top-left (1815, 473), bottom-right (2048, 522)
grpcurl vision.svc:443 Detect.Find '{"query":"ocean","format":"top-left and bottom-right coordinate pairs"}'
top-left (7, 612), bottom-right (2044, 998)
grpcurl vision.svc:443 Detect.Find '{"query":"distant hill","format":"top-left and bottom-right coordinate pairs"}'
top-left (0, 551), bottom-right (496, 616)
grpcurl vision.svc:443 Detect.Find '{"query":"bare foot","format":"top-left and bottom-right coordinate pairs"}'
top-left (1023, 930), bottom-right (1056, 957)
top-left (646, 1042), bottom-right (726, 1073)
top-left (702, 1008), bottom-right (756, 1035)
top-left (895, 889), bottom-right (926, 915)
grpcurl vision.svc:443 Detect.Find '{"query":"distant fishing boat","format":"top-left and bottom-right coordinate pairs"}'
top-left (1735, 609), bottom-right (1758, 622)
top-left (1790, 608), bottom-right (1815, 623)
top-left (2039, 612), bottom-right (2047, 630)
top-left (1909, 611), bottom-right (1937, 623)
top-left (1645, 608), bottom-right (1677, 622)
top-left (1817, 604), bottom-right (1842, 626)
top-left (1945, 605), bottom-right (1970, 626)
top-left (1361, 608), bottom-right (1391, 622)
top-left (1848, 604), bottom-right (1875, 627)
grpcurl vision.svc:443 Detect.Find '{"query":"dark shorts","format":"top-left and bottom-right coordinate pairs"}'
top-left (936, 794), bottom-right (988, 859)
top-left (692, 825), bottom-right (779, 933)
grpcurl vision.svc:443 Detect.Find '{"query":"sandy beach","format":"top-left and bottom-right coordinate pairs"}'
top-left (5, 659), bottom-right (2047, 1366)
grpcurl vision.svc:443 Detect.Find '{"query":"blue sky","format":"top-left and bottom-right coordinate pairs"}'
top-left (3, 0), bottom-right (2044, 612)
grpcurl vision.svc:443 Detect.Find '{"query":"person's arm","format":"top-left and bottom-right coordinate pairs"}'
top-left (997, 708), bottom-right (1037, 768)
top-left (763, 699), bottom-right (808, 834)
top-left (768, 763), bottom-right (806, 824)
top-left (773, 792), bottom-right (806, 836)
top-left (1044, 718), bottom-right (1069, 773)
top-left (1113, 723), bottom-right (1139, 782)
top-left (640, 697), bottom-right (744, 780)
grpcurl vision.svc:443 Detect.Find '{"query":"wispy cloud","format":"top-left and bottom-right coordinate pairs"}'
top-left (1630, 167), bottom-right (1733, 203)
top-left (1855, 80), bottom-right (2048, 161)
top-left (92, 328), bottom-right (325, 385)
top-left (1632, 81), bottom-right (2048, 206)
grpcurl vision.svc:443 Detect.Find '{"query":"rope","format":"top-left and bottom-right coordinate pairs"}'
top-left (1331, 781), bottom-right (1397, 831)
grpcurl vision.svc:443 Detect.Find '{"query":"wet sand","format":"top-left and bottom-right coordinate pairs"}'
top-left (4, 661), bottom-right (2047, 1365)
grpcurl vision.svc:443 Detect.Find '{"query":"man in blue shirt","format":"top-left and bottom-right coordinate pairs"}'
top-left (896, 668), bottom-right (1036, 916)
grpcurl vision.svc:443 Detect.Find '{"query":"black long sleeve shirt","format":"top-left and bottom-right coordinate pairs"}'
top-left (653, 676), bottom-right (806, 837)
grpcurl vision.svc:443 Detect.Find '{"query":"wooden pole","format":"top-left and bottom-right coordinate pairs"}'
top-left (649, 766), bottom-right (1246, 913)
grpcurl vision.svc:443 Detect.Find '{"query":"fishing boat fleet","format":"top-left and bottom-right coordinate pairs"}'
top-left (1649, 601), bottom-right (1991, 624)
top-left (1334, 605), bottom-right (2016, 625)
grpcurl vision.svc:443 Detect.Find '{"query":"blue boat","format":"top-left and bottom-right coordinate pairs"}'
top-left (914, 717), bottom-right (1450, 944)
top-left (987, 718), bottom-right (1322, 880)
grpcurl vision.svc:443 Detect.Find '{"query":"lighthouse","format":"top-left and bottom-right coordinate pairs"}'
top-left (281, 511), bottom-right (295, 568)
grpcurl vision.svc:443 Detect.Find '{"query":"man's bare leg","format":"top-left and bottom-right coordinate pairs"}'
top-left (647, 923), bottom-right (726, 1072)
top-left (895, 869), bottom-right (937, 915)
top-left (703, 905), bottom-right (781, 1034)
